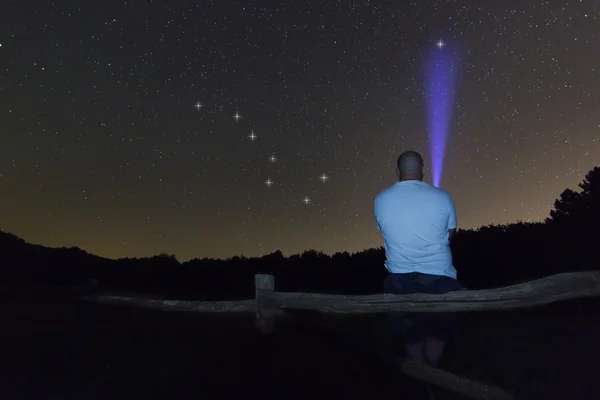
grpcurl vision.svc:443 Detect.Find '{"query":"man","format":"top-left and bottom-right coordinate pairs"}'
top-left (374, 150), bottom-right (461, 367)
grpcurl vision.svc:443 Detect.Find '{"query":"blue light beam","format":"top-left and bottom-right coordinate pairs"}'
top-left (425, 40), bottom-right (459, 188)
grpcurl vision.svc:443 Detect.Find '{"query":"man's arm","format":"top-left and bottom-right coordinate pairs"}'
top-left (374, 196), bottom-right (383, 232)
top-left (447, 195), bottom-right (457, 240)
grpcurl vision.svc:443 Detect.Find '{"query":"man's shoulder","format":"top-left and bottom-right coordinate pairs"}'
top-left (428, 186), bottom-right (454, 207)
top-left (429, 185), bottom-right (453, 199)
top-left (375, 183), bottom-right (399, 202)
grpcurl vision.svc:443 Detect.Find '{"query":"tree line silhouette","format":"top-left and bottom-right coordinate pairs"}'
top-left (2, 166), bottom-right (599, 300)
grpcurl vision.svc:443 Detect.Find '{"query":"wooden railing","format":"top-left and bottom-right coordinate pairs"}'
top-left (85, 270), bottom-right (600, 400)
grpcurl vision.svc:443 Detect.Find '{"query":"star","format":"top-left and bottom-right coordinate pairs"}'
top-left (194, 102), bottom-right (203, 110)
top-left (269, 154), bottom-right (277, 163)
top-left (319, 173), bottom-right (328, 182)
top-left (302, 196), bottom-right (311, 205)
top-left (436, 40), bottom-right (445, 49)
top-left (265, 178), bottom-right (273, 187)
top-left (233, 111), bottom-right (241, 121)
top-left (248, 130), bottom-right (257, 141)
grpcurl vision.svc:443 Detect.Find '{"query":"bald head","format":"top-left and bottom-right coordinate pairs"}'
top-left (397, 151), bottom-right (424, 181)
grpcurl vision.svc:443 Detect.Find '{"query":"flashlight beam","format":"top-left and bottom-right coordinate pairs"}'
top-left (426, 42), bottom-right (458, 188)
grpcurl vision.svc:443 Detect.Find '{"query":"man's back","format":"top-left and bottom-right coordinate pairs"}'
top-left (374, 180), bottom-right (457, 279)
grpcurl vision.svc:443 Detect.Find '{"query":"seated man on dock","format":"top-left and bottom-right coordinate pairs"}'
top-left (373, 150), bottom-right (461, 367)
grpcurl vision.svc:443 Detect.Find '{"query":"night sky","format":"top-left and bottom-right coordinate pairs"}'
top-left (1, 1), bottom-right (599, 261)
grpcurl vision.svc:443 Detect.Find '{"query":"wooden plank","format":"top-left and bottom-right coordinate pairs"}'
top-left (84, 270), bottom-right (600, 314)
top-left (84, 295), bottom-right (255, 313)
top-left (263, 270), bottom-right (600, 313)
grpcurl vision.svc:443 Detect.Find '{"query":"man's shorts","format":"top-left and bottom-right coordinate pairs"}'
top-left (383, 272), bottom-right (462, 345)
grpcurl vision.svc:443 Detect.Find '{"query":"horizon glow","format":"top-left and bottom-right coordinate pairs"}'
top-left (425, 40), bottom-right (459, 187)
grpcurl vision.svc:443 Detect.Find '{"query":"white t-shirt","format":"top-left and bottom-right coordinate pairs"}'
top-left (374, 180), bottom-right (457, 279)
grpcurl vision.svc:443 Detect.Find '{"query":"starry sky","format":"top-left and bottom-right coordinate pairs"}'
top-left (1, 1), bottom-right (599, 261)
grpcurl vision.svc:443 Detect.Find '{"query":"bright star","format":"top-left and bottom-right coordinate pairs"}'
top-left (194, 102), bottom-right (203, 110)
top-left (302, 196), bottom-right (311, 205)
top-left (319, 173), bottom-right (328, 182)
top-left (248, 130), bottom-right (257, 141)
top-left (233, 111), bottom-right (241, 121)
top-left (436, 40), bottom-right (445, 49)
top-left (265, 178), bottom-right (273, 187)
top-left (269, 154), bottom-right (277, 163)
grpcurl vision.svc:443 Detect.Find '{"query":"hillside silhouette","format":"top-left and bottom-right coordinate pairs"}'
top-left (1, 166), bottom-right (599, 299)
